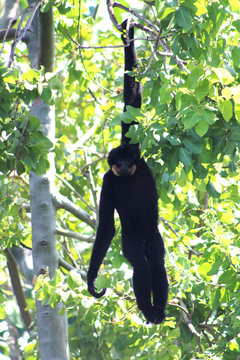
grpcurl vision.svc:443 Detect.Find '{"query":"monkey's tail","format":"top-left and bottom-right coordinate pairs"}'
top-left (88, 285), bottom-right (106, 299)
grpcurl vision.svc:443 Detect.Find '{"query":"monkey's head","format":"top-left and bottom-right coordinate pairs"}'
top-left (108, 143), bottom-right (140, 177)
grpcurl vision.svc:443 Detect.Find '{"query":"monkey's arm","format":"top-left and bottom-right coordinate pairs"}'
top-left (87, 173), bottom-right (115, 298)
top-left (121, 20), bottom-right (142, 142)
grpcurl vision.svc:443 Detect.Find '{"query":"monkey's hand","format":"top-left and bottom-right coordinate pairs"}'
top-left (87, 275), bottom-right (106, 299)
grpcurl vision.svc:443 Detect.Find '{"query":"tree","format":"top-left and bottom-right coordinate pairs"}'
top-left (0, 0), bottom-right (240, 359)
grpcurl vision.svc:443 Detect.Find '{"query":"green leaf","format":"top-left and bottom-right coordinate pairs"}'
top-left (16, 161), bottom-right (25, 175)
top-left (179, 147), bottom-right (191, 167)
top-left (150, 79), bottom-right (160, 107)
top-left (28, 116), bottom-right (40, 132)
top-left (120, 106), bottom-right (143, 124)
top-left (67, 270), bottom-right (82, 290)
top-left (0, 304), bottom-right (6, 320)
top-left (198, 262), bottom-right (212, 279)
top-left (159, 84), bottom-right (172, 104)
top-left (229, 0), bottom-right (240, 12)
top-left (213, 68), bottom-right (234, 85)
top-left (220, 100), bottom-right (233, 122)
top-left (201, 109), bottom-right (216, 124)
top-left (206, 179), bottom-right (221, 198)
top-left (182, 110), bottom-right (199, 129)
top-left (35, 158), bottom-right (49, 175)
top-left (229, 126), bottom-right (240, 141)
top-left (192, 160), bottom-right (208, 179)
top-left (187, 68), bottom-right (204, 89)
top-left (232, 47), bottom-right (240, 67)
top-left (175, 6), bottom-right (192, 31)
top-left (195, 119), bottom-right (209, 136)
top-left (182, 133), bottom-right (202, 154)
top-left (166, 134), bottom-right (181, 146)
top-left (22, 69), bottom-right (39, 82)
top-left (211, 288), bottom-right (221, 311)
top-left (195, 78), bottom-right (210, 101)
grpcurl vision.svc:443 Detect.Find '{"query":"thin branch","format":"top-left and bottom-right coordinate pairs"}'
top-left (159, 216), bottom-right (179, 237)
top-left (67, 31), bottom-right (114, 94)
top-left (82, 152), bottom-right (98, 215)
top-left (0, 28), bottom-right (16, 42)
top-left (76, 37), bottom-right (155, 50)
top-left (179, 300), bottom-right (202, 339)
top-left (52, 192), bottom-right (96, 229)
top-left (198, 323), bottom-right (218, 342)
top-left (106, 0), bottom-right (189, 74)
top-left (5, 249), bottom-right (34, 332)
top-left (58, 255), bottom-right (86, 280)
top-left (0, 19), bottom-right (18, 57)
top-left (113, 1), bottom-right (159, 32)
top-left (158, 37), bottom-right (190, 74)
top-left (132, 21), bottom-right (157, 38)
top-left (80, 155), bottom-right (105, 172)
top-left (140, 28), bottom-right (162, 75)
top-left (7, 0), bottom-right (44, 67)
top-left (56, 227), bottom-right (94, 243)
top-left (0, 0), bottom-right (19, 29)
top-left (168, 301), bottom-right (190, 316)
top-left (56, 173), bottom-right (95, 212)
top-left (106, 0), bottom-right (122, 31)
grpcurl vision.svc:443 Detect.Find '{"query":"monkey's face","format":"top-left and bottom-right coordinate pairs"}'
top-left (108, 144), bottom-right (140, 177)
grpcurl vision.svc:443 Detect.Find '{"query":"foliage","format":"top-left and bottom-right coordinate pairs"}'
top-left (0, 0), bottom-right (240, 359)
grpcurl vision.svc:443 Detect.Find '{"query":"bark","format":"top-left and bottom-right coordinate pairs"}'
top-left (0, 0), bottom-right (19, 29)
top-left (5, 249), bottom-right (33, 332)
top-left (26, 1), bottom-right (69, 359)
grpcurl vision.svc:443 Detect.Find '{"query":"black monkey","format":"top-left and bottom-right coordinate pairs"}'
top-left (87, 21), bottom-right (168, 324)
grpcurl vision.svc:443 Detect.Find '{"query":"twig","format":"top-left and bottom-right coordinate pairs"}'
top-left (113, 1), bottom-right (159, 32)
top-left (198, 323), bottom-right (218, 342)
top-left (67, 31), bottom-right (114, 94)
top-left (159, 216), bottom-right (179, 237)
top-left (132, 21), bottom-right (157, 38)
top-left (106, 0), bottom-right (122, 31)
top-left (58, 255), bottom-right (86, 280)
top-left (56, 227), bottom-right (94, 243)
top-left (158, 37), bottom-right (190, 74)
top-left (0, 23), bottom-right (16, 54)
top-left (106, 0), bottom-right (189, 74)
top-left (7, 0), bottom-right (43, 67)
top-left (179, 300), bottom-right (202, 339)
top-left (52, 191), bottom-right (96, 229)
top-left (80, 155), bottom-right (105, 172)
top-left (77, 37), bottom-right (156, 50)
top-left (82, 152), bottom-right (98, 215)
top-left (168, 301), bottom-right (190, 316)
top-left (56, 173), bottom-right (95, 212)
top-left (140, 28), bottom-right (162, 75)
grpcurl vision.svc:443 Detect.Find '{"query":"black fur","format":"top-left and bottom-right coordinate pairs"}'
top-left (121, 20), bottom-right (142, 144)
top-left (87, 21), bottom-right (168, 324)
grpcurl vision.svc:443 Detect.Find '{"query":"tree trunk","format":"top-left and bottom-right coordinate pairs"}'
top-left (27, 2), bottom-right (69, 359)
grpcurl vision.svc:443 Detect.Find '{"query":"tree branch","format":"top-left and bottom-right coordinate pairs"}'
top-left (56, 173), bottom-right (95, 213)
top-left (140, 28), bottom-right (162, 75)
top-left (106, 0), bottom-right (190, 74)
top-left (58, 255), bottom-right (86, 280)
top-left (38, 6), bottom-right (55, 72)
top-left (53, 192), bottom-right (96, 229)
top-left (0, 0), bottom-right (19, 30)
top-left (56, 227), bottom-right (94, 243)
top-left (7, 0), bottom-right (43, 67)
top-left (113, 1), bottom-right (159, 32)
top-left (179, 300), bottom-right (202, 339)
top-left (5, 249), bottom-right (34, 332)
top-left (10, 246), bottom-right (33, 283)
